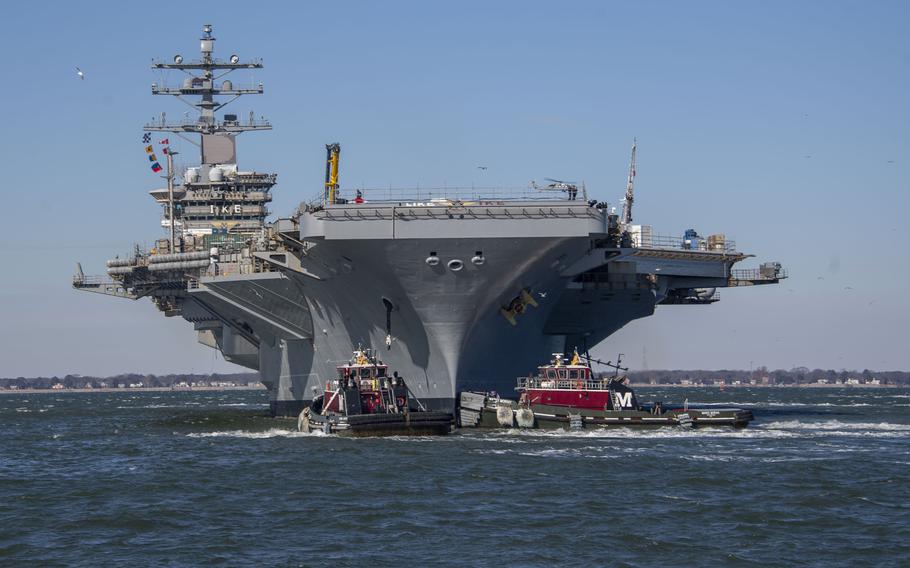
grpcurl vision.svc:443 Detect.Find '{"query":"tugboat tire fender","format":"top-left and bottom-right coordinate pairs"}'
top-left (516, 407), bottom-right (535, 428)
top-left (298, 408), bottom-right (311, 433)
top-left (496, 405), bottom-right (514, 427)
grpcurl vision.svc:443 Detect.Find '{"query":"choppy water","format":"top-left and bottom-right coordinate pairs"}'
top-left (1, 387), bottom-right (909, 566)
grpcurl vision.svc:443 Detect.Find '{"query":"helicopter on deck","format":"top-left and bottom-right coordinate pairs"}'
top-left (531, 178), bottom-right (580, 200)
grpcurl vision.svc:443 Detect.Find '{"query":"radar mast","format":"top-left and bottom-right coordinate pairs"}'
top-left (144, 23), bottom-right (271, 167)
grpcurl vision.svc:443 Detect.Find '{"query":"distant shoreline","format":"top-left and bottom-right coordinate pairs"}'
top-left (1, 383), bottom-right (901, 395)
top-left (0, 385), bottom-right (267, 395)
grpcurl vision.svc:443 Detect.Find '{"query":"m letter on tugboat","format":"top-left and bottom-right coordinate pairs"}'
top-left (614, 391), bottom-right (633, 409)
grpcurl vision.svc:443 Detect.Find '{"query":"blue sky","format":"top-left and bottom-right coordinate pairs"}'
top-left (0, 1), bottom-right (907, 377)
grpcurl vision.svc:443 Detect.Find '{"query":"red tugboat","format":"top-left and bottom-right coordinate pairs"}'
top-left (459, 351), bottom-right (753, 429)
top-left (298, 348), bottom-right (454, 436)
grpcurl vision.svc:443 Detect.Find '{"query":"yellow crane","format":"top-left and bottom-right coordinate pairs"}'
top-left (324, 143), bottom-right (341, 204)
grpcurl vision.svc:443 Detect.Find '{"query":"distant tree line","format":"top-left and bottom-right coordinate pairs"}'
top-left (0, 372), bottom-right (260, 390)
top-left (3, 367), bottom-right (909, 390)
top-left (624, 366), bottom-right (909, 386)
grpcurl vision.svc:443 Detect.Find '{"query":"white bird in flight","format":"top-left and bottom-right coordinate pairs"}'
top-left (76, 67), bottom-right (84, 80)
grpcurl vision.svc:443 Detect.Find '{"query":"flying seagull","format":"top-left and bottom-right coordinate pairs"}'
top-left (76, 67), bottom-right (84, 80)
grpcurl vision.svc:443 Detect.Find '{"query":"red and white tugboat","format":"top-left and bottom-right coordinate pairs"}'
top-left (299, 348), bottom-right (453, 436)
top-left (459, 351), bottom-right (753, 429)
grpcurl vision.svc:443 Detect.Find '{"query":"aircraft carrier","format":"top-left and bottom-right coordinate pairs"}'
top-left (74, 26), bottom-right (786, 416)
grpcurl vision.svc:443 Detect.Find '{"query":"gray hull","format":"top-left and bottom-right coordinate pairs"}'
top-left (188, 239), bottom-right (649, 415)
top-left (79, 200), bottom-right (783, 417)
top-left (183, 203), bottom-right (665, 416)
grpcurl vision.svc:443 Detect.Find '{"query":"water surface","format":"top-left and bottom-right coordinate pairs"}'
top-left (1, 387), bottom-right (908, 566)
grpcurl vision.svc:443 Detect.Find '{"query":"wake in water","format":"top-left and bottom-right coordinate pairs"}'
top-left (179, 419), bottom-right (910, 442)
top-left (186, 428), bottom-right (325, 439)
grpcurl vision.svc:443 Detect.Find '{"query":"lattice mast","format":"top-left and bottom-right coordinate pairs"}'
top-left (143, 23), bottom-right (271, 166)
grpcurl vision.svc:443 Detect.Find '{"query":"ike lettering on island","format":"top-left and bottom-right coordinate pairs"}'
top-left (209, 204), bottom-right (243, 215)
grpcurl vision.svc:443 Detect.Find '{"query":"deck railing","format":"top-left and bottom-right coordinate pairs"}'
top-left (73, 275), bottom-right (117, 287)
top-left (635, 234), bottom-right (737, 253)
top-left (327, 185), bottom-right (590, 205)
top-left (517, 376), bottom-right (618, 391)
top-left (731, 267), bottom-right (788, 281)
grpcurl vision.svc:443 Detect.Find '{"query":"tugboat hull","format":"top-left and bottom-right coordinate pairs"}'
top-left (301, 409), bottom-right (454, 437)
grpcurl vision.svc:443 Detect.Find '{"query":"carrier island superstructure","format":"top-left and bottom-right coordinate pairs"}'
top-left (74, 26), bottom-right (786, 416)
